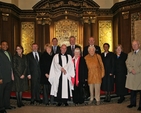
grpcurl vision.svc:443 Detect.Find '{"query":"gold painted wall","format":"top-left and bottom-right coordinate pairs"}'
top-left (21, 22), bottom-right (35, 54)
top-left (99, 20), bottom-right (113, 52)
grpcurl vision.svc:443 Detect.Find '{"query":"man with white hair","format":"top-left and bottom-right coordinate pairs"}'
top-left (126, 40), bottom-right (141, 111)
top-left (49, 44), bottom-right (75, 106)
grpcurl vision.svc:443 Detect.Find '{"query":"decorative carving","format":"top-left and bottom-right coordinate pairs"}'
top-left (82, 17), bottom-right (96, 24)
top-left (54, 19), bottom-right (79, 46)
top-left (83, 2), bottom-right (93, 8)
top-left (134, 20), bottom-right (141, 45)
top-left (99, 21), bottom-right (113, 52)
top-left (122, 11), bottom-right (129, 19)
top-left (97, 9), bottom-right (113, 16)
top-left (50, 1), bottom-right (64, 8)
top-left (40, 3), bottom-right (49, 9)
top-left (0, 8), bottom-right (11, 13)
top-left (131, 12), bottom-right (141, 40)
top-left (2, 13), bottom-right (9, 21)
top-left (36, 17), bottom-right (52, 25)
top-left (112, 1), bottom-right (141, 15)
top-left (21, 22), bottom-right (35, 54)
top-left (68, 1), bottom-right (81, 7)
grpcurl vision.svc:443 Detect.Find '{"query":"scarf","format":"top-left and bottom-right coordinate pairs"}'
top-left (72, 56), bottom-right (80, 86)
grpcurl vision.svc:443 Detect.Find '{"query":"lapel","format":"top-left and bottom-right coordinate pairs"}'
top-left (2, 50), bottom-right (11, 62)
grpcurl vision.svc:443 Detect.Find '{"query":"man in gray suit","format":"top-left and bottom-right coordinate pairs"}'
top-left (126, 40), bottom-right (141, 111)
top-left (0, 41), bottom-right (15, 113)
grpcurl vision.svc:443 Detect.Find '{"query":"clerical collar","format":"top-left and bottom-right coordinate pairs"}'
top-left (61, 53), bottom-right (66, 56)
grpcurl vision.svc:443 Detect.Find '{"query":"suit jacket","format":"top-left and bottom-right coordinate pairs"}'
top-left (0, 49), bottom-right (12, 83)
top-left (83, 45), bottom-right (101, 57)
top-left (27, 52), bottom-right (42, 82)
top-left (40, 51), bottom-right (53, 84)
top-left (52, 45), bottom-right (60, 56)
top-left (126, 50), bottom-right (141, 90)
top-left (67, 45), bottom-right (81, 57)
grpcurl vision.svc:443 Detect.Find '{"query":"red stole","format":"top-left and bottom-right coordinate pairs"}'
top-left (71, 57), bottom-right (80, 86)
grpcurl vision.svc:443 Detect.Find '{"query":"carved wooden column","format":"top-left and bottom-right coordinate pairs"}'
top-left (44, 24), bottom-right (50, 44)
top-left (90, 17), bottom-right (98, 45)
top-left (83, 17), bottom-right (91, 47)
top-left (83, 23), bottom-right (91, 47)
top-left (36, 17), bottom-right (51, 51)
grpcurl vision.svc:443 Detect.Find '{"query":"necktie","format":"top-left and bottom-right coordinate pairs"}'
top-left (72, 45), bottom-right (75, 56)
top-left (54, 46), bottom-right (56, 54)
top-left (35, 52), bottom-right (38, 62)
top-left (134, 51), bottom-right (136, 54)
top-left (4, 51), bottom-right (11, 61)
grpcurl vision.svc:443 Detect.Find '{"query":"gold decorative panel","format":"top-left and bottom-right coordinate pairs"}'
top-left (21, 22), bottom-right (35, 54)
top-left (99, 21), bottom-right (113, 52)
top-left (54, 19), bottom-right (80, 46)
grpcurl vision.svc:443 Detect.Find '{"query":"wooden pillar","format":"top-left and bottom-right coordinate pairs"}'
top-left (83, 23), bottom-right (91, 47)
top-left (91, 22), bottom-right (98, 45)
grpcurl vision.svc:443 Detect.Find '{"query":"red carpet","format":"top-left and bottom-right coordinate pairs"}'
top-left (10, 90), bottom-right (115, 99)
top-left (10, 85), bottom-right (117, 99)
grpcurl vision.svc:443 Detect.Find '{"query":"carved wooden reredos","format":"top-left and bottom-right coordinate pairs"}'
top-left (33, 0), bottom-right (99, 19)
top-left (0, 0), bottom-right (141, 54)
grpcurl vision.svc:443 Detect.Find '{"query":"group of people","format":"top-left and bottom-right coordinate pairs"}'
top-left (0, 36), bottom-right (141, 113)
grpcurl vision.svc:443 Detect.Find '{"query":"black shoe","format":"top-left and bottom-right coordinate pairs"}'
top-left (56, 103), bottom-right (62, 106)
top-left (104, 99), bottom-right (110, 102)
top-left (127, 104), bottom-right (136, 108)
top-left (5, 106), bottom-right (16, 110)
top-left (104, 98), bottom-right (108, 102)
top-left (118, 97), bottom-right (125, 104)
top-left (21, 102), bottom-right (25, 106)
top-left (30, 101), bottom-right (34, 105)
top-left (137, 107), bottom-right (141, 111)
top-left (0, 110), bottom-right (7, 113)
top-left (64, 103), bottom-right (69, 106)
top-left (50, 103), bottom-right (56, 105)
top-left (36, 100), bottom-right (42, 104)
top-left (45, 103), bottom-right (49, 106)
top-left (17, 104), bottom-right (21, 108)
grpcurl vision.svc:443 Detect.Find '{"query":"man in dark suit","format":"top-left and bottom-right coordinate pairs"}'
top-left (66, 36), bottom-right (81, 57)
top-left (27, 43), bottom-right (42, 105)
top-left (51, 38), bottom-right (60, 56)
top-left (83, 37), bottom-right (101, 57)
top-left (0, 41), bottom-right (15, 113)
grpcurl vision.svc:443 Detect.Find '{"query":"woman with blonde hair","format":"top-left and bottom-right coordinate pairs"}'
top-left (114, 44), bottom-right (128, 103)
top-left (40, 44), bottom-right (53, 105)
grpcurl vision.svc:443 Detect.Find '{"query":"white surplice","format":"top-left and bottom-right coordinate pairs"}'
top-left (49, 54), bottom-right (75, 99)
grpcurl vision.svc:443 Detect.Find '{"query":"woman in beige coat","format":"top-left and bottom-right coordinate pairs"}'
top-left (85, 46), bottom-right (105, 105)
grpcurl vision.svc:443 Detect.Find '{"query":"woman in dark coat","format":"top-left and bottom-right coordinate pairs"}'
top-left (13, 45), bottom-right (28, 107)
top-left (101, 43), bottom-right (115, 102)
top-left (40, 44), bottom-right (53, 105)
top-left (114, 44), bottom-right (128, 103)
top-left (72, 48), bottom-right (88, 105)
